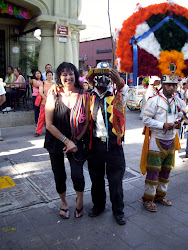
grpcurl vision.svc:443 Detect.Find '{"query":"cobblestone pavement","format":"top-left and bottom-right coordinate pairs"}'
top-left (0, 109), bottom-right (188, 249)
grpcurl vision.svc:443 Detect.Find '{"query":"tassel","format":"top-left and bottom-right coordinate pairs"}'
top-left (168, 101), bottom-right (171, 113)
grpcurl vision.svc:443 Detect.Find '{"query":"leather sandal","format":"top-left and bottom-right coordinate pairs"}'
top-left (154, 197), bottom-right (172, 206)
top-left (74, 207), bottom-right (83, 218)
top-left (143, 201), bottom-right (157, 212)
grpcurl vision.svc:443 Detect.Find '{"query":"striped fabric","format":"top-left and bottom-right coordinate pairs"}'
top-left (70, 90), bottom-right (88, 140)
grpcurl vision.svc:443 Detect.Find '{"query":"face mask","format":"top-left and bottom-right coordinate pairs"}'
top-left (94, 75), bottom-right (111, 88)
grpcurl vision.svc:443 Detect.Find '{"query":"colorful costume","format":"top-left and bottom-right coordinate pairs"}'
top-left (88, 84), bottom-right (129, 216)
top-left (142, 93), bottom-right (186, 201)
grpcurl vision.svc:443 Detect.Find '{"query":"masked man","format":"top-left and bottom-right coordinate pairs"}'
top-left (87, 62), bottom-right (129, 225)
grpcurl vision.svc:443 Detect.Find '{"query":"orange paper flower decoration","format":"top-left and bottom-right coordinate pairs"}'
top-left (158, 50), bottom-right (186, 77)
top-left (116, 2), bottom-right (188, 73)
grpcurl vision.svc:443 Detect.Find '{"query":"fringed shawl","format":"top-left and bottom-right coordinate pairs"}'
top-left (70, 89), bottom-right (88, 139)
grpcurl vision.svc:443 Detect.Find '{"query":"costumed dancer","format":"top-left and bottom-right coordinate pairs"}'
top-left (87, 62), bottom-right (129, 225)
top-left (140, 72), bottom-right (186, 212)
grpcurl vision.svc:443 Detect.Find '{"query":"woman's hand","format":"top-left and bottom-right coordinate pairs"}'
top-left (63, 138), bottom-right (78, 154)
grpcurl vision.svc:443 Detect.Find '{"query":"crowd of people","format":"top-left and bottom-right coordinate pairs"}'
top-left (0, 61), bottom-right (188, 225)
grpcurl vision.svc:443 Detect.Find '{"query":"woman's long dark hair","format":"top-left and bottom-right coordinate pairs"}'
top-left (56, 62), bottom-right (80, 88)
top-left (33, 69), bottom-right (43, 81)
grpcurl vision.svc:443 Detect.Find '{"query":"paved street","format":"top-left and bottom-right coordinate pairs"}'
top-left (0, 108), bottom-right (188, 249)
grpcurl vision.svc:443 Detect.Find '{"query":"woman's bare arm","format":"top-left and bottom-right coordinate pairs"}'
top-left (33, 79), bottom-right (42, 88)
top-left (45, 91), bottom-right (77, 153)
top-left (39, 83), bottom-right (46, 100)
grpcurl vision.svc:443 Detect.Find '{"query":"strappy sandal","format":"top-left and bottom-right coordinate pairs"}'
top-left (74, 207), bottom-right (83, 218)
top-left (59, 208), bottom-right (70, 219)
top-left (143, 201), bottom-right (157, 212)
top-left (154, 197), bottom-right (172, 206)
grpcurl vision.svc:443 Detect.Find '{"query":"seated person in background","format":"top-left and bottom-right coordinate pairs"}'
top-left (3, 67), bottom-right (26, 110)
top-left (14, 67), bottom-right (25, 84)
top-left (0, 81), bottom-right (6, 140)
top-left (13, 67), bottom-right (26, 97)
top-left (2, 66), bottom-right (15, 111)
top-left (5, 66), bottom-right (15, 83)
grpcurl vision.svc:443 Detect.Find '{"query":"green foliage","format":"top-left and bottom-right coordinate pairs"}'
top-left (13, 6), bottom-right (21, 15)
top-left (19, 50), bottom-right (39, 76)
top-left (0, 0), bottom-right (8, 10)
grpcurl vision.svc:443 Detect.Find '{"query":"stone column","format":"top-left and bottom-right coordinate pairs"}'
top-left (71, 30), bottom-right (79, 68)
top-left (65, 28), bottom-right (73, 64)
top-left (37, 23), bottom-right (55, 72)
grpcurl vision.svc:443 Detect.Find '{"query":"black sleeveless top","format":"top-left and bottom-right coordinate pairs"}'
top-left (44, 94), bottom-right (72, 154)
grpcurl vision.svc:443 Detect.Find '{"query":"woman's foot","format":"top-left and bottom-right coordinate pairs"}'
top-left (59, 207), bottom-right (70, 219)
top-left (74, 207), bottom-right (83, 218)
top-left (75, 197), bottom-right (83, 218)
top-left (34, 133), bottom-right (40, 137)
top-left (59, 200), bottom-right (69, 219)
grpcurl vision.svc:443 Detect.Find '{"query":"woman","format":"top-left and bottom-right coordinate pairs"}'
top-left (14, 67), bottom-right (25, 84)
top-left (5, 66), bottom-right (15, 83)
top-left (44, 62), bottom-right (89, 219)
top-left (2, 66), bottom-right (15, 111)
top-left (13, 67), bottom-right (26, 97)
top-left (34, 71), bottom-right (54, 136)
top-left (78, 69), bottom-right (86, 87)
top-left (32, 70), bottom-right (43, 125)
top-left (6, 67), bottom-right (26, 110)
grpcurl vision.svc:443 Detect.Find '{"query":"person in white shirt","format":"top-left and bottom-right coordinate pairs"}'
top-left (42, 64), bottom-right (55, 82)
top-left (141, 74), bottom-right (186, 212)
top-left (0, 81), bottom-right (6, 140)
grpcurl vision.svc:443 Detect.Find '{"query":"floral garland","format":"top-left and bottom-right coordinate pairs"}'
top-left (158, 50), bottom-right (186, 77)
top-left (116, 2), bottom-right (188, 76)
top-left (0, 0), bottom-right (32, 19)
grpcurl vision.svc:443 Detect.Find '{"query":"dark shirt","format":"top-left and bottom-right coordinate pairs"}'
top-left (44, 94), bottom-right (71, 154)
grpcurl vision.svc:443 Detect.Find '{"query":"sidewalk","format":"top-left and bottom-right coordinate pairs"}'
top-left (0, 109), bottom-right (188, 249)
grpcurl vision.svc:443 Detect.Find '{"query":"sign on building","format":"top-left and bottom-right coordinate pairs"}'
top-left (56, 24), bottom-right (69, 36)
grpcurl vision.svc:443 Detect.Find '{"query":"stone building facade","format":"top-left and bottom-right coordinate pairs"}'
top-left (0, 0), bottom-right (85, 79)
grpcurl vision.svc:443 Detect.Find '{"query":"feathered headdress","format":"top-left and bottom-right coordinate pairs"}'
top-left (116, 1), bottom-right (188, 85)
